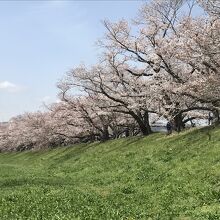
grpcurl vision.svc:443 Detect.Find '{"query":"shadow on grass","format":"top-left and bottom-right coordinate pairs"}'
top-left (47, 142), bottom-right (102, 168)
top-left (163, 125), bottom-right (219, 146)
top-left (101, 136), bottom-right (145, 154)
top-left (0, 176), bottom-right (76, 189)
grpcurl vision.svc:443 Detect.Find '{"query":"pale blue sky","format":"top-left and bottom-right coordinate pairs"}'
top-left (0, 0), bottom-right (143, 121)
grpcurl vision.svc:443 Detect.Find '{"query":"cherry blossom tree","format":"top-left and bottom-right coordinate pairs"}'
top-left (99, 0), bottom-right (219, 130)
top-left (57, 56), bottom-right (158, 136)
top-left (199, 0), bottom-right (220, 16)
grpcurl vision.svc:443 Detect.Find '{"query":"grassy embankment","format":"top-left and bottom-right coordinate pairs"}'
top-left (0, 126), bottom-right (220, 219)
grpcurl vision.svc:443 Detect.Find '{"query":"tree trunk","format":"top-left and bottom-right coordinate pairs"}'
top-left (101, 125), bottom-right (110, 141)
top-left (131, 111), bottom-right (152, 136)
top-left (143, 111), bottom-right (152, 134)
top-left (213, 110), bottom-right (220, 125)
top-left (125, 127), bottom-right (129, 137)
top-left (173, 113), bottom-right (184, 132)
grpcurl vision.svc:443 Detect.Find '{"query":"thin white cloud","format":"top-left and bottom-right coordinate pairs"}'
top-left (40, 96), bottom-right (62, 104)
top-left (55, 98), bottom-right (62, 103)
top-left (41, 96), bottom-right (51, 103)
top-left (0, 81), bottom-right (24, 93)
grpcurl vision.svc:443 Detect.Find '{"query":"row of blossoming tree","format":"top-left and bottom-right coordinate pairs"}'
top-left (0, 0), bottom-right (219, 151)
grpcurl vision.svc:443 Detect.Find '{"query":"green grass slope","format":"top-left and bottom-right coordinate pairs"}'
top-left (0, 126), bottom-right (220, 220)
